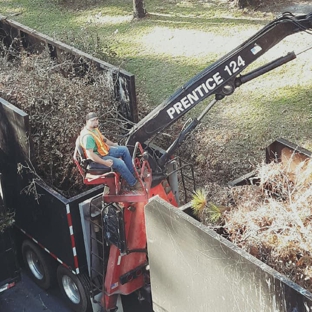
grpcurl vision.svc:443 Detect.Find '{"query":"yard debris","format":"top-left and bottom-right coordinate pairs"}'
top-left (2, 21), bottom-right (312, 294)
top-left (0, 210), bottom-right (15, 233)
top-left (0, 41), bottom-right (132, 197)
top-left (192, 157), bottom-right (312, 293)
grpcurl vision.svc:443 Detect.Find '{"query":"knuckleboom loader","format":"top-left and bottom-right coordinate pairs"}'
top-left (76, 11), bottom-right (312, 311)
top-left (1, 11), bottom-right (311, 312)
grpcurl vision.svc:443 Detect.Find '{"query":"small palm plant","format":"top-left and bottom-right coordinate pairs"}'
top-left (207, 202), bottom-right (224, 223)
top-left (191, 188), bottom-right (227, 224)
top-left (191, 188), bottom-right (207, 216)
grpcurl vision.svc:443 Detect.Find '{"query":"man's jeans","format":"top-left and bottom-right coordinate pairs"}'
top-left (91, 146), bottom-right (137, 186)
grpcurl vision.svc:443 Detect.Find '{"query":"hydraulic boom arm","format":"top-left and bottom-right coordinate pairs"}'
top-left (126, 12), bottom-right (312, 169)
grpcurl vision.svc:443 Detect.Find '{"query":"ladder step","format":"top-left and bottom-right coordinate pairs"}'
top-left (89, 201), bottom-right (110, 301)
top-left (90, 236), bottom-right (105, 245)
top-left (90, 252), bottom-right (104, 262)
top-left (90, 268), bottom-right (104, 279)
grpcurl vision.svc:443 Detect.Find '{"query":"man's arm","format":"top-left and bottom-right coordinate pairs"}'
top-left (85, 149), bottom-right (113, 167)
top-left (98, 128), bottom-right (118, 146)
top-left (103, 136), bottom-right (118, 147)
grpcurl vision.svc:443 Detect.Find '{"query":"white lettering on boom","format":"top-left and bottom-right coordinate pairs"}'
top-left (166, 71), bottom-right (224, 119)
top-left (187, 92), bottom-right (199, 105)
top-left (165, 55), bottom-right (247, 119)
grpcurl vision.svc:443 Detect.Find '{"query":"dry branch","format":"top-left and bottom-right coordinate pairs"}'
top-left (0, 41), bottom-right (128, 197)
top-left (194, 157), bottom-right (312, 293)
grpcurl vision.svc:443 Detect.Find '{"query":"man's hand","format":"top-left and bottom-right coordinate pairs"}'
top-left (105, 159), bottom-right (113, 167)
top-left (86, 149), bottom-right (113, 167)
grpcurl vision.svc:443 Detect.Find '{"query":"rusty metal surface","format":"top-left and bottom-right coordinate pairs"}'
top-left (266, 138), bottom-right (311, 168)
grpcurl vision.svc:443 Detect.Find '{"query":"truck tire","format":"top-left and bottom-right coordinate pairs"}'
top-left (57, 265), bottom-right (92, 312)
top-left (22, 239), bottom-right (56, 290)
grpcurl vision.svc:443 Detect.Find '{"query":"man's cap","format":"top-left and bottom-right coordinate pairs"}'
top-left (86, 112), bottom-right (98, 121)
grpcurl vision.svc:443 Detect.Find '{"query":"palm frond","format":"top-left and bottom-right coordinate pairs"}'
top-left (191, 188), bottom-right (207, 215)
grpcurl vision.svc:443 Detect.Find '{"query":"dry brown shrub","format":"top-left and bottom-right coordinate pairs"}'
top-left (0, 43), bottom-right (130, 197)
top-left (198, 157), bottom-right (312, 292)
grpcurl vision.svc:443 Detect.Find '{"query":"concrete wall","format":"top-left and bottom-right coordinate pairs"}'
top-left (145, 196), bottom-right (312, 312)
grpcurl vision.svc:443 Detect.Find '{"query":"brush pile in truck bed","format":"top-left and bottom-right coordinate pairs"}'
top-left (0, 43), bottom-right (129, 197)
top-left (195, 157), bottom-right (312, 294)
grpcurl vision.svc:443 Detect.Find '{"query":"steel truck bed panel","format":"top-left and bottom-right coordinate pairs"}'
top-left (0, 97), bottom-right (30, 161)
top-left (0, 228), bottom-right (21, 290)
top-left (0, 96), bottom-right (103, 272)
top-left (266, 138), bottom-right (312, 167)
top-left (229, 138), bottom-right (312, 187)
top-left (14, 179), bottom-right (103, 272)
top-left (145, 196), bottom-right (312, 312)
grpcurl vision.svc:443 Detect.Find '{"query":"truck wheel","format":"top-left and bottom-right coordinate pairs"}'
top-left (22, 239), bottom-right (56, 290)
top-left (57, 265), bottom-right (92, 312)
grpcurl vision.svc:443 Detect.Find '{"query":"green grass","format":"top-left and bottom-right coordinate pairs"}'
top-left (1, 0), bottom-right (312, 153)
top-left (0, 0), bottom-right (272, 106)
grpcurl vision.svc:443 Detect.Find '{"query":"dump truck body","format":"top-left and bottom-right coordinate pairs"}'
top-left (0, 220), bottom-right (20, 293)
top-left (145, 138), bottom-right (312, 312)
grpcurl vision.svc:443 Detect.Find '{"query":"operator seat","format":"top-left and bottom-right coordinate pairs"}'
top-left (73, 137), bottom-right (119, 190)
